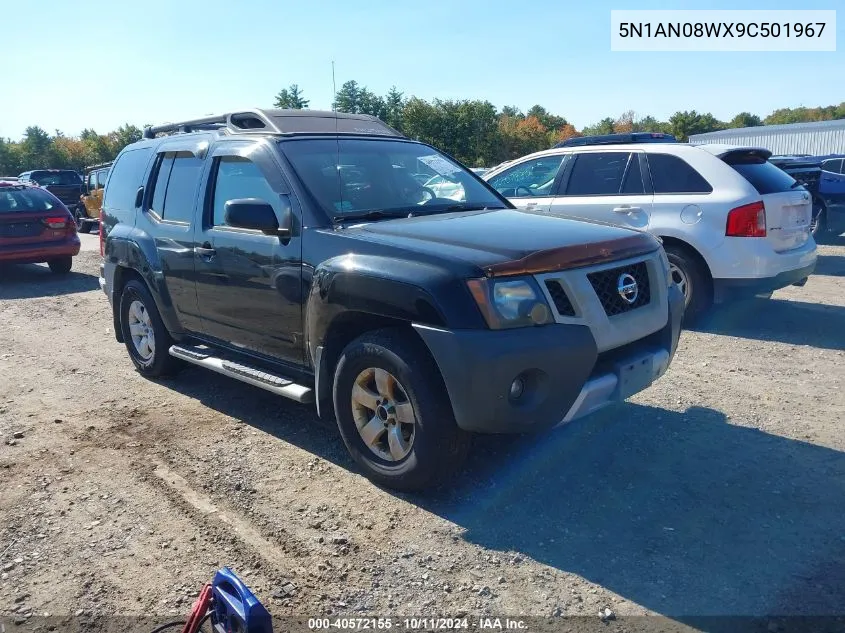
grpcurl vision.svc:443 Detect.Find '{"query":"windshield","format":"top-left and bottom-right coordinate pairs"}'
top-left (0, 187), bottom-right (58, 213)
top-left (724, 157), bottom-right (798, 195)
top-left (280, 138), bottom-right (505, 220)
top-left (29, 170), bottom-right (81, 186)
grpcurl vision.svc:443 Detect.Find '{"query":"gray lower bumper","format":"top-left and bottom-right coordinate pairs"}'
top-left (557, 348), bottom-right (670, 426)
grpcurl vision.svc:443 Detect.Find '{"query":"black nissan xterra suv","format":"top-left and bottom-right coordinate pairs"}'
top-left (99, 109), bottom-right (684, 490)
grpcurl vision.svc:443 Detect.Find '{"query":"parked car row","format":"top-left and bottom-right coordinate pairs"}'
top-left (5, 113), bottom-right (826, 493)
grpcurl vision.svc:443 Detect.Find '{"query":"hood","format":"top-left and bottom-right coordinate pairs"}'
top-left (344, 208), bottom-right (660, 277)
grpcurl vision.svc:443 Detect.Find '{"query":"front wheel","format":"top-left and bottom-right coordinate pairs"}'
top-left (665, 245), bottom-right (712, 323)
top-left (332, 328), bottom-right (470, 491)
top-left (119, 279), bottom-right (181, 376)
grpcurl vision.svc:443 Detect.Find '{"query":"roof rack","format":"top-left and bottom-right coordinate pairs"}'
top-left (142, 108), bottom-right (405, 140)
top-left (555, 132), bottom-right (678, 148)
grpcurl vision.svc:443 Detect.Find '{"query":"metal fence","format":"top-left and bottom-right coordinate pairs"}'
top-left (689, 119), bottom-right (845, 155)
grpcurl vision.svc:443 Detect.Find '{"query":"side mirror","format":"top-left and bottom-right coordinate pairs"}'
top-left (225, 198), bottom-right (291, 237)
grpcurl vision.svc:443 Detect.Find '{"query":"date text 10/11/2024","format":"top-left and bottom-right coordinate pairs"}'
top-left (307, 618), bottom-right (528, 630)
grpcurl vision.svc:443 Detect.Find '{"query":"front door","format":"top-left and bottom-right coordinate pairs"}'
top-left (549, 151), bottom-right (652, 230)
top-left (193, 142), bottom-right (304, 365)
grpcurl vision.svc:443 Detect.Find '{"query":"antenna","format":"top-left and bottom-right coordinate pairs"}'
top-left (332, 61), bottom-right (337, 111)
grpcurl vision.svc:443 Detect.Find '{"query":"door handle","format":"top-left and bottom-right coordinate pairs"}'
top-left (613, 206), bottom-right (642, 213)
top-left (195, 243), bottom-right (216, 258)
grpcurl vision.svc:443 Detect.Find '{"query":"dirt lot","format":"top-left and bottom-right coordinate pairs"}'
top-left (1, 233), bottom-right (844, 628)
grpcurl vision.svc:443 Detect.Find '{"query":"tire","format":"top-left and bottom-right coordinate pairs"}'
top-left (74, 208), bottom-right (87, 232)
top-left (811, 199), bottom-right (828, 243)
top-left (665, 244), bottom-right (712, 323)
top-left (118, 279), bottom-right (181, 377)
top-left (332, 328), bottom-right (470, 491)
top-left (47, 257), bottom-right (72, 274)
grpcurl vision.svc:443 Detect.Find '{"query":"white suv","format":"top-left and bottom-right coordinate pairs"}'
top-left (483, 143), bottom-right (818, 319)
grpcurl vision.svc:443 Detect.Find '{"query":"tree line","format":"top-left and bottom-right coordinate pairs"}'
top-left (2, 83), bottom-right (844, 174)
top-left (0, 125), bottom-right (143, 176)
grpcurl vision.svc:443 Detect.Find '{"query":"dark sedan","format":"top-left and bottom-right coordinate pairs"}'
top-left (0, 181), bottom-right (80, 273)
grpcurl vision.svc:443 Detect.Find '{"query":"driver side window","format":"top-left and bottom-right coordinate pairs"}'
top-left (488, 156), bottom-right (565, 198)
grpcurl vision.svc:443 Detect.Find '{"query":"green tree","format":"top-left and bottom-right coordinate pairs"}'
top-left (20, 126), bottom-right (53, 167)
top-left (333, 80), bottom-right (361, 113)
top-left (273, 84), bottom-right (309, 109)
top-left (527, 105), bottom-right (567, 131)
top-left (668, 110), bottom-right (723, 142)
top-left (729, 112), bottom-right (762, 128)
top-left (384, 86), bottom-right (405, 131)
top-left (582, 117), bottom-right (615, 136)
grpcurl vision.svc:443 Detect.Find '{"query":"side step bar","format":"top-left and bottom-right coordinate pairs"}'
top-left (169, 345), bottom-right (314, 403)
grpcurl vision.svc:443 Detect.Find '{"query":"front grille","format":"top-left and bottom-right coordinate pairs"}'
top-left (544, 280), bottom-right (576, 316)
top-left (587, 261), bottom-right (651, 316)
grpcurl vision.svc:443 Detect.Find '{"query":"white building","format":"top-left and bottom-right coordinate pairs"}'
top-left (689, 119), bottom-right (845, 156)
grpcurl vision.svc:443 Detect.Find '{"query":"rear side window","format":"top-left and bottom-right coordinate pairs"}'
top-left (148, 151), bottom-right (204, 224)
top-left (103, 147), bottom-right (153, 210)
top-left (647, 154), bottom-right (712, 194)
top-left (725, 155), bottom-right (798, 195)
top-left (0, 187), bottom-right (57, 213)
top-left (564, 152), bottom-right (630, 196)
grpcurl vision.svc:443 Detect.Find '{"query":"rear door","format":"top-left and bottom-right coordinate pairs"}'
top-left (139, 145), bottom-right (206, 331)
top-left (486, 154), bottom-right (568, 212)
top-left (548, 150), bottom-right (652, 229)
top-left (723, 152), bottom-right (812, 252)
top-left (193, 141), bottom-right (304, 365)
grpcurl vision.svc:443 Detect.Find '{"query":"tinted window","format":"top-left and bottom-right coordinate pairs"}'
top-left (29, 171), bottom-right (81, 186)
top-left (0, 187), bottom-right (58, 213)
top-left (103, 147), bottom-right (153, 210)
top-left (148, 152), bottom-right (203, 223)
top-left (280, 139), bottom-right (504, 218)
top-left (725, 156), bottom-right (798, 195)
top-left (647, 154), bottom-right (713, 194)
top-left (212, 156), bottom-right (279, 227)
top-left (487, 156), bottom-right (565, 198)
top-left (87, 172), bottom-right (96, 189)
top-left (565, 152), bottom-right (629, 196)
top-left (150, 154), bottom-right (174, 215)
top-left (821, 159), bottom-right (843, 174)
top-left (621, 155), bottom-right (645, 194)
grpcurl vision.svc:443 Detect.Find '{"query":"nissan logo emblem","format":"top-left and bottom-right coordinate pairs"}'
top-left (617, 273), bottom-right (639, 304)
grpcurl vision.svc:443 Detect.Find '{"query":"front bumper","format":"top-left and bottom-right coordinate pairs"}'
top-left (713, 261), bottom-right (817, 303)
top-left (0, 235), bottom-right (81, 264)
top-left (413, 284), bottom-right (684, 434)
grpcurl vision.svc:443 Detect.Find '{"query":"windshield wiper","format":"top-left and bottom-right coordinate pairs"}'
top-left (430, 203), bottom-right (506, 213)
top-left (332, 209), bottom-right (415, 223)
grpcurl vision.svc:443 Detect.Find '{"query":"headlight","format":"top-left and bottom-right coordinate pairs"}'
top-left (466, 277), bottom-right (553, 329)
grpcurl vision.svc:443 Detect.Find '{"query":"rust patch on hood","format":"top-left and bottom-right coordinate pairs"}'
top-left (484, 232), bottom-right (660, 278)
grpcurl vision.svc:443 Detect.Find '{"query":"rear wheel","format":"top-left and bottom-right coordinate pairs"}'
top-left (47, 257), bottom-right (72, 274)
top-left (665, 244), bottom-right (711, 322)
top-left (332, 328), bottom-right (470, 491)
top-left (119, 279), bottom-right (181, 376)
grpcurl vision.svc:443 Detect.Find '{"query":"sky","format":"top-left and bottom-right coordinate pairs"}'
top-left (2, 0), bottom-right (842, 140)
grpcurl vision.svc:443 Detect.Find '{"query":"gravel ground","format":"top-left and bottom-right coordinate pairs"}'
top-left (1, 233), bottom-right (844, 630)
